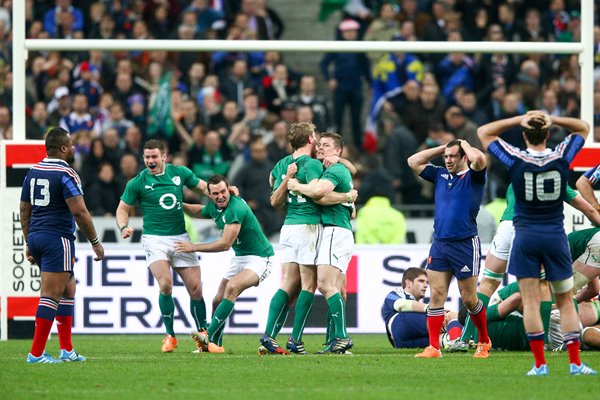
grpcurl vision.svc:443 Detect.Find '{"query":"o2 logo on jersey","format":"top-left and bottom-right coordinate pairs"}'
top-left (159, 193), bottom-right (181, 210)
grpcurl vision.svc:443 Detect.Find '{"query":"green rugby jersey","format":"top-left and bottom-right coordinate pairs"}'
top-left (500, 183), bottom-right (578, 222)
top-left (568, 227), bottom-right (600, 261)
top-left (320, 163), bottom-right (353, 230)
top-left (202, 195), bottom-right (274, 257)
top-left (271, 154), bottom-right (323, 225)
top-left (121, 164), bottom-right (200, 236)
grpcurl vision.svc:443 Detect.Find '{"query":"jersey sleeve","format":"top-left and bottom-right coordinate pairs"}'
top-left (419, 164), bottom-right (439, 183)
top-left (120, 177), bottom-right (139, 205)
top-left (62, 171), bottom-right (84, 199)
top-left (583, 164), bottom-right (600, 186)
top-left (487, 139), bottom-right (516, 169)
top-left (181, 166), bottom-right (201, 189)
top-left (271, 163), bottom-right (283, 191)
top-left (201, 203), bottom-right (212, 219)
top-left (470, 167), bottom-right (487, 185)
top-left (321, 165), bottom-right (342, 187)
top-left (20, 172), bottom-right (32, 202)
top-left (557, 134), bottom-right (585, 163)
top-left (565, 184), bottom-right (577, 202)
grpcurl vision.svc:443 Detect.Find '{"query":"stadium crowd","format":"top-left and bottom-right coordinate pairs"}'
top-left (0, 0), bottom-right (599, 238)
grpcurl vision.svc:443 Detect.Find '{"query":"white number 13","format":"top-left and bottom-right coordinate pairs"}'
top-left (30, 178), bottom-right (50, 206)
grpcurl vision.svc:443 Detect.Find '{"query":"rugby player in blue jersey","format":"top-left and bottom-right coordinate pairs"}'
top-left (478, 110), bottom-right (597, 376)
top-left (408, 138), bottom-right (491, 359)
top-left (20, 127), bottom-right (104, 363)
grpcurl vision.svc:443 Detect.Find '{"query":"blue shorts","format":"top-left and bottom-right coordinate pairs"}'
top-left (27, 232), bottom-right (75, 274)
top-left (427, 236), bottom-right (481, 280)
top-left (385, 312), bottom-right (429, 348)
top-left (509, 229), bottom-right (572, 281)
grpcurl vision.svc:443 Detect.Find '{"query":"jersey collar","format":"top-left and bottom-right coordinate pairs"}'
top-left (526, 148), bottom-right (552, 156)
top-left (43, 157), bottom-right (68, 166)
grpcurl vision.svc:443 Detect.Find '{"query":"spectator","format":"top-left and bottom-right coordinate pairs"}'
top-left (85, 161), bottom-right (121, 216)
top-left (456, 90), bottom-right (487, 126)
top-left (60, 94), bottom-right (100, 137)
top-left (444, 106), bottom-right (481, 150)
top-left (72, 61), bottom-right (104, 110)
top-left (397, 0), bottom-right (431, 40)
top-left (263, 63), bottom-right (296, 114)
top-left (232, 137), bottom-right (282, 236)
top-left (81, 137), bottom-right (109, 187)
top-left (47, 86), bottom-right (72, 128)
top-left (220, 59), bottom-right (256, 107)
top-left (43, 0), bottom-right (84, 38)
top-left (436, 31), bottom-right (476, 102)
top-left (188, 130), bottom-right (230, 181)
top-left (321, 19), bottom-right (371, 149)
top-left (116, 153), bottom-right (140, 196)
top-left (26, 102), bottom-right (50, 140)
top-left (210, 99), bottom-right (241, 141)
top-left (102, 128), bottom-right (125, 170)
top-left (123, 125), bottom-right (144, 166)
top-left (289, 75), bottom-right (330, 132)
top-left (402, 83), bottom-right (446, 145)
top-left (103, 103), bottom-right (134, 138)
top-left (364, 3), bottom-right (399, 63)
top-left (266, 120), bottom-right (290, 162)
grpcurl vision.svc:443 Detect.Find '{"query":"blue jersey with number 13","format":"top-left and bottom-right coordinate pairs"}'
top-left (20, 158), bottom-right (83, 240)
top-left (488, 135), bottom-right (584, 232)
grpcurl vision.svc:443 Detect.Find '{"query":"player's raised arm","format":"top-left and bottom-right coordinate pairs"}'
top-left (270, 162), bottom-right (297, 209)
top-left (476, 115), bottom-right (524, 151)
top-left (175, 223), bottom-right (241, 253)
top-left (549, 115), bottom-right (590, 139)
top-left (182, 202), bottom-right (205, 218)
top-left (287, 177), bottom-right (334, 200)
top-left (460, 140), bottom-right (486, 171)
top-left (407, 145), bottom-right (445, 175)
top-left (576, 174), bottom-right (600, 211)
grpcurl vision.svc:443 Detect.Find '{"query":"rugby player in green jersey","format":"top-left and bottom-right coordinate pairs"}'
top-left (176, 175), bottom-right (276, 353)
top-left (287, 132), bottom-right (355, 354)
top-left (116, 140), bottom-right (212, 353)
top-left (259, 122), bottom-right (357, 355)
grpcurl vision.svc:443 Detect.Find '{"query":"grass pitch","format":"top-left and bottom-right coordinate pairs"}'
top-left (1, 334), bottom-right (599, 400)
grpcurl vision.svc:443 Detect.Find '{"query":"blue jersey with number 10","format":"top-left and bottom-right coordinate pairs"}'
top-left (20, 158), bottom-right (83, 240)
top-left (488, 135), bottom-right (584, 232)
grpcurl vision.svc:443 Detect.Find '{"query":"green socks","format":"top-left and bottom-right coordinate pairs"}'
top-left (159, 293), bottom-right (175, 336)
top-left (326, 292), bottom-right (347, 339)
top-left (265, 289), bottom-right (290, 338)
top-left (292, 290), bottom-right (315, 341)
top-left (190, 298), bottom-right (208, 331)
top-left (208, 299), bottom-right (234, 343)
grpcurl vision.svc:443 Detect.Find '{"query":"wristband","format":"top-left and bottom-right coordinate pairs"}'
top-left (119, 225), bottom-right (129, 232)
top-left (90, 236), bottom-right (100, 245)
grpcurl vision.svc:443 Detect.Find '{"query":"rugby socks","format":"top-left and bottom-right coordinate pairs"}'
top-left (159, 293), bottom-right (176, 336)
top-left (460, 293), bottom-right (490, 342)
top-left (30, 297), bottom-right (59, 357)
top-left (447, 319), bottom-right (463, 340)
top-left (326, 292), bottom-right (347, 339)
top-left (563, 331), bottom-right (581, 366)
top-left (527, 331), bottom-right (546, 368)
top-left (292, 290), bottom-right (314, 341)
top-left (325, 310), bottom-right (334, 343)
top-left (265, 289), bottom-right (289, 338)
top-left (427, 307), bottom-right (445, 350)
top-left (190, 298), bottom-right (208, 331)
top-left (56, 297), bottom-right (75, 352)
top-left (208, 299), bottom-right (234, 343)
top-left (468, 299), bottom-right (490, 344)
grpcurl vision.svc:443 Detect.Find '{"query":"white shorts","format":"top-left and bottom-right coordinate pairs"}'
top-left (279, 224), bottom-right (322, 265)
top-left (488, 220), bottom-right (515, 261)
top-left (223, 255), bottom-right (273, 283)
top-left (316, 226), bottom-right (354, 274)
top-left (575, 231), bottom-right (600, 268)
top-left (142, 233), bottom-right (200, 268)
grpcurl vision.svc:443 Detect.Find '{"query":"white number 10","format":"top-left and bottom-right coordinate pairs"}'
top-left (524, 171), bottom-right (560, 201)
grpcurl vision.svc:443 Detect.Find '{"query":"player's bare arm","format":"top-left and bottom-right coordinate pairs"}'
top-left (407, 145), bottom-right (446, 174)
top-left (549, 115), bottom-right (590, 139)
top-left (576, 175), bottom-right (600, 210)
top-left (270, 162), bottom-right (297, 208)
top-left (575, 277), bottom-right (600, 303)
top-left (66, 195), bottom-right (104, 261)
top-left (316, 189), bottom-right (358, 205)
top-left (460, 140), bottom-right (486, 171)
top-left (476, 115), bottom-right (524, 151)
top-left (287, 177), bottom-right (334, 200)
top-left (568, 194), bottom-right (600, 226)
top-left (19, 201), bottom-right (36, 264)
top-left (182, 202), bottom-right (205, 218)
top-left (115, 200), bottom-right (135, 239)
top-left (174, 223), bottom-right (241, 253)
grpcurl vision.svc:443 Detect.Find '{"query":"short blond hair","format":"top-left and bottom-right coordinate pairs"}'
top-left (288, 121), bottom-right (315, 150)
